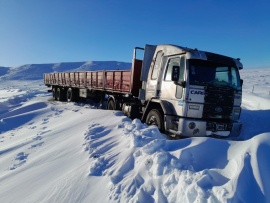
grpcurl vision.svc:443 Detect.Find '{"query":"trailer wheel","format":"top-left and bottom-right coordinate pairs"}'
top-left (146, 109), bottom-right (164, 133)
top-left (56, 88), bottom-right (65, 101)
top-left (52, 87), bottom-right (56, 100)
top-left (67, 88), bottom-right (73, 102)
top-left (107, 99), bottom-right (116, 110)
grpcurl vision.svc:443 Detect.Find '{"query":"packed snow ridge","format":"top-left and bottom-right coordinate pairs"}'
top-left (0, 63), bottom-right (270, 203)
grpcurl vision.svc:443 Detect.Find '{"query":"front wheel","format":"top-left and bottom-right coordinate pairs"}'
top-left (146, 109), bottom-right (164, 133)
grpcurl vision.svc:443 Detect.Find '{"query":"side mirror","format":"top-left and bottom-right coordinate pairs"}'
top-left (172, 65), bottom-right (186, 87)
top-left (172, 66), bottom-right (180, 81)
top-left (240, 79), bottom-right (243, 86)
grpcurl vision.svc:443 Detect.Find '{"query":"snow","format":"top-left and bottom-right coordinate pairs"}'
top-left (0, 63), bottom-right (270, 203)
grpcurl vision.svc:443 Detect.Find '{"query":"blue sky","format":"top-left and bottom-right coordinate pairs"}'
top-left (0, 0), bottom-right (269, 68)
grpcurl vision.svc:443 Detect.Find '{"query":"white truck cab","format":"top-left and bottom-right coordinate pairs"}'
top-left (139, 44), bottom-right (243, 138)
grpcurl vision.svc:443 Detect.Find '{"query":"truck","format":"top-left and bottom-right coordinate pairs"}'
top-left (44, 44), bottom-right (243, 138)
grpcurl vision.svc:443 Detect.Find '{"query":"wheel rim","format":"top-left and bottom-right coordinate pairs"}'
top-left (146, 110), bottom-right (164, 132)
top-left (56, 88), bottom-right (61, 101)
top-left (67, 89), bottom-right (72, 101)
top-left (148, 115), bottom-right (159, 126)
top-left (52, 88), bottom-right (56, 99)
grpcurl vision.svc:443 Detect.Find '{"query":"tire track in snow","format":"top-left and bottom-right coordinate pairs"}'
top-left (84, 123), bottom-right (113, 176)
top-left (0, 141), bottom-right (33, 156)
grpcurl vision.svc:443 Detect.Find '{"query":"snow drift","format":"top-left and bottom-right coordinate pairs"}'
top-left (0, 63), bottom-right (270, 203)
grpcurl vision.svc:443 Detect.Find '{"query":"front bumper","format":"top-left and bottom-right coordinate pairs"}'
top-left (175, 118), bottom-right (242, 137)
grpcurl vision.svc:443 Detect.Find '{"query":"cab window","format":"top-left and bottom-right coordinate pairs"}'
top-left (151, 51), bottom-right (163, 80)
top-left (165, 56), bottom-right (185, 81)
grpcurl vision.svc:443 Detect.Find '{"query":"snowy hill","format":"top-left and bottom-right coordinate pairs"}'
top-left (0, 67), bottom-right (9, 77)
top-left (0, 63), bottom-right (270, 203)
top-left (0, 61), bottom-right (131, 80)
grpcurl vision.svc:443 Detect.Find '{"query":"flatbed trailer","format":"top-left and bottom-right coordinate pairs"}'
top-left (44, 58), bottom-right (142, 96)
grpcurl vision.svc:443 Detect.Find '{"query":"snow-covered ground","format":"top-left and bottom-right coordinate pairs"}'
top-left (0, 63), bottom-right (270, 203)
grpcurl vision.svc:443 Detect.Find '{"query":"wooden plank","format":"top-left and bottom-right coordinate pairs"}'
top-left (70, 72), bottom-right (75, 86)
top-left (97, 72), bottom-right (103, 89)
top-left (64, 72), bottom-right (70, 86)
top-left (105, 71), bottom-right (113, 89)
top-left (79, 72), bottom-right (85, 87)
top-left (75, 72), bottom-right (79, 86)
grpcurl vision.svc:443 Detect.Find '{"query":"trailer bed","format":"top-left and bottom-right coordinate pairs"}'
top-left (44, 59), bottom-right (142, 96)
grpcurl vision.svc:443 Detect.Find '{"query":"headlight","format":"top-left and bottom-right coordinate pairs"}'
top-left (189, 105), bottom-right (200, 110)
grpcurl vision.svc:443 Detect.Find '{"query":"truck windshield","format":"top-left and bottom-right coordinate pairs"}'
top-left (188, 59), bottom-right (241, 90)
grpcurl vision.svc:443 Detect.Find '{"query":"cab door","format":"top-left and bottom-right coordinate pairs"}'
top-left (160, 55), bottom-right (186, 116)
top-left (145, 51), bottom-right (163, 100)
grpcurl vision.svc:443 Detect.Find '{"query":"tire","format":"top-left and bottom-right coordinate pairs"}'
top-left (66, 88), bottom-right (73, 102)
top-left (107, 99), bottom-right (115, 110)
top-left (146, 109), bottom-right (164, 132)
top-left (56, 88), bottom-right (65, 101)
top-left (52, 87), bottom-right (56, 100)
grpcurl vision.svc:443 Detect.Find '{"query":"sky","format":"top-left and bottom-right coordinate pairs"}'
top-left (0, 0), bottom-right (269, 68)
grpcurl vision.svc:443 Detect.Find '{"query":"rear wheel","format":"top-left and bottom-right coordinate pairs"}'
top-left (146, 109), bottom-right (164, 132)
top-left (66, 88), bottom-right (73, 102)
top-left (52, 87), bottom-right (56, 100)
top-left (107, 99), bottom-right (116, 110)
top-left (56, 88), bottom-right (65, 101)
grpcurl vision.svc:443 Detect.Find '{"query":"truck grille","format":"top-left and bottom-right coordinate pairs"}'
top-left (203, 85), bottom-right (234, 119)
